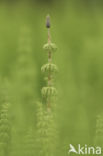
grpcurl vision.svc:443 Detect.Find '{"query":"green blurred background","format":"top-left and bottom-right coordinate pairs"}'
top-left (0, 0), bottom-right (103, 155)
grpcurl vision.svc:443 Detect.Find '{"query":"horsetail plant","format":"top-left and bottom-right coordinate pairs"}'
top-left (23, 128), bottom-right (36, 156)
top-left (10, 27), bottom-right (37, 156)
top-left (94, 114), bottom-right (103, 147)
top-left (0, 103), bottom-right (10, 156)
top-left (41, 15), bottom-right (58, 111)
top-left (0, 80), bottom-right (11, 156)
top-left (36, 15), bottom-right (58, 156)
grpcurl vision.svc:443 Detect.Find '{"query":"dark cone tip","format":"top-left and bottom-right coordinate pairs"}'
top-left (46, 15), bottom-right (50, 28)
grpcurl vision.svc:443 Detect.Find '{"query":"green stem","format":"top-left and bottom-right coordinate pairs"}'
top-left (47, 28), bottom-right (52, 111)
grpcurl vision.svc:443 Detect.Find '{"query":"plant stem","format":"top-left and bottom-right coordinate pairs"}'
top-left (48, 29), bottom-right (52, 62)
top-left (42, 15), bottom-right (57, 111)
top-left (47, 28), bottom-right (52, 111)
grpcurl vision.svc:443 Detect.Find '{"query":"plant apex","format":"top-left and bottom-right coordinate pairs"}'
top-left (46, 15), bottom-right (51, 28)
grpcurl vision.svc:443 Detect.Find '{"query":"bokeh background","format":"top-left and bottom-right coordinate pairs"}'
top-left (0, 0), bottom-right (103, 155)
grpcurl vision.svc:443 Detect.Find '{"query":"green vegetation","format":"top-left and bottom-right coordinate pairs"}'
top-left (36, 15), bottom-right (58, 156)
top-left (0, 0), bottom-right (103, 155)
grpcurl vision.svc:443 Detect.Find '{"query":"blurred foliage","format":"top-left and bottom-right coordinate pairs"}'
top-left (0, 0), bottom-right (103, 155)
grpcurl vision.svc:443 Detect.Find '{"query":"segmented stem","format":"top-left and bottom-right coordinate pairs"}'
top-left (42, 15), bottom-right (57, 111)
top-left (47, 28), bottom-right (52, 111)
